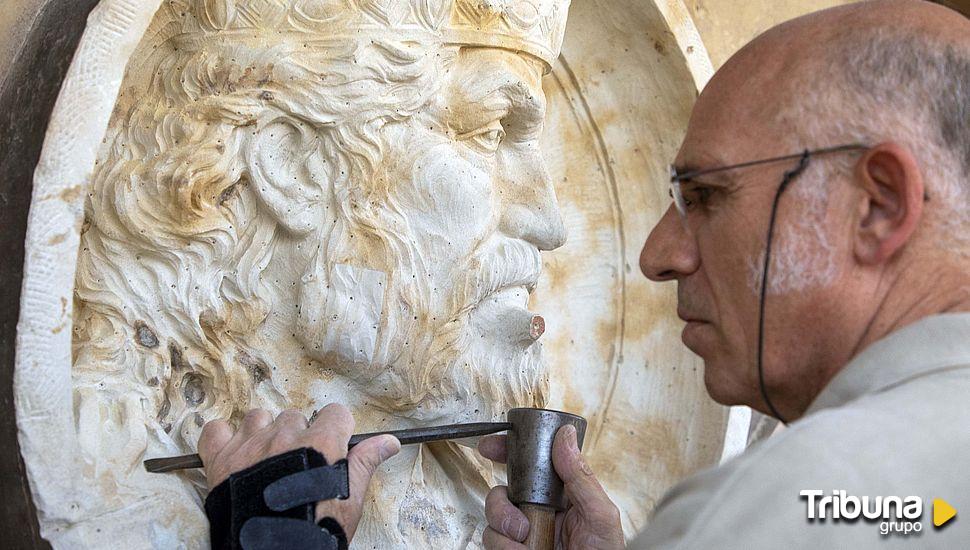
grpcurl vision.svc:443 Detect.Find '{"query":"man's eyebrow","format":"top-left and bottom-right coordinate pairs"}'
top-left (673, 165), bottom-right (737, 186)
top-left (672, 163), bottom-right (699, 175)
top-left (673, 152), bottom-right (721, 173)
top-left (672, 152), bottom-right (737, 182)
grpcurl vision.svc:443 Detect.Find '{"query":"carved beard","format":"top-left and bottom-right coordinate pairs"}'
top-left (409, 263), bottom-right (549, 422)
top-left (296, 221), bottom-right (548, 423)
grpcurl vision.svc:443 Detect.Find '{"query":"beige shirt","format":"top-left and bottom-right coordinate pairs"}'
top-left (630, 313), bottom-right (970, 549)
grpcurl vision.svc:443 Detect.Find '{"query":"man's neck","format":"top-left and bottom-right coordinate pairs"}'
top-left (853, 260), bottom-right (970, 359)
top-left (782, 257), bottom-right (969, 420)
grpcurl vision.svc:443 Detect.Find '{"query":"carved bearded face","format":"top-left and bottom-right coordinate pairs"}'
top-left (75, 35), bottom-right (565, 447)
top-left (292, 48), bottom-right (565, 422)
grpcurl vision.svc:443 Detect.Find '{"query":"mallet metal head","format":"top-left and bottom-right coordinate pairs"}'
top-left (506, 408), bottom-right (588, 511)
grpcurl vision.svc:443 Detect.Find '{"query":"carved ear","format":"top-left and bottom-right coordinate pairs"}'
top-left (247, 119), bottom-right (326, 236)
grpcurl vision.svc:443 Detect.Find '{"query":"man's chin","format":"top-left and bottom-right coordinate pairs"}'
top-left (681, 320), bottom-right (716, 356)
top-left (703, 384), bottom-right (743, 407)
top-left (702, 364), bottom-right (753, 407)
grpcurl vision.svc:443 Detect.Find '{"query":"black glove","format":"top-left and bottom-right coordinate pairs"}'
top-left (204, 447), bottom-right (350, 550)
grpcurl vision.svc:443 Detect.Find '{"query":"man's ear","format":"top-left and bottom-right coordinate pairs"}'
top-left (247, 119), bottom-right (326, 236)
top-left (852, 142), bottom-right (925, 265)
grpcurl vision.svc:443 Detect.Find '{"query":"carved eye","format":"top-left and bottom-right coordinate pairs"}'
top-left (462, 121), bottom-right (506, 153)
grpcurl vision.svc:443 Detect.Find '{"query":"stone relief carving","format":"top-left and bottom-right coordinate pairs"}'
top-left (68, 0), bottom-right (570, 546)
top-left (15, 0), bottom-right (737, 547)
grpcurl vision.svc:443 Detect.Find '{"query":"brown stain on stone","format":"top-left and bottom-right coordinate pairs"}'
top-left (594, 316), bottom-right (618, 359)
top-left (587, 414), bottom-right (688, 489)
top-left (47, 232), bottom-right (68, 245)
top-left (50, 297), bottom-right (70, 334)
top-left (97, 471), bottom-right (120, 500)
top-left (538, 66), bottom-right (637, 446)
top-left (542, 70), bottom-right (619, 272)
top-left (621, 281), bottom-right (670, 343)
top-left (557, 371), bottom-right (587, 419)
top-left (637, 417), bottom-right (688, 481)
top-left (540, 256), bottom-right (573, 293)
top-left (275, 364), bottom-right (312, 414)
top-left (59, 184), bottom-right (82, 203)
top-left (134, 321), bottom-right (160, 348)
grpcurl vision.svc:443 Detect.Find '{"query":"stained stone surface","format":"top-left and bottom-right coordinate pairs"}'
top-left (684, 0), bottom-right (857, 68)
top-left (14, 0), bottom-right (741, 547)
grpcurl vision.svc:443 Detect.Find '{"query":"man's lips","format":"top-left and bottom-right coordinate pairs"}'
top-left (677, 308), bottom-right (710, 324)
top-left (679, 315), bottom-right (712, 353)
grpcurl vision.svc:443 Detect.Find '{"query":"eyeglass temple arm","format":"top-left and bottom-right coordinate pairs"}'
top-left (670, 143), bottom-right (869, 182)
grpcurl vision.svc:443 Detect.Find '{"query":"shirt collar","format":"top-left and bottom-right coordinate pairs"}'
top-left (805, 313), bottom-right (970, 416)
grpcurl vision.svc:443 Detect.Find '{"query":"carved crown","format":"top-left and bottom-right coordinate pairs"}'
top-left (170, 0), bottom-right (571, 68)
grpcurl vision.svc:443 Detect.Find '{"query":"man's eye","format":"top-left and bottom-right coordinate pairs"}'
top-left (461, 122), bottom-right (506, 153)
top-left (681, 185), bottom-right (715, 209)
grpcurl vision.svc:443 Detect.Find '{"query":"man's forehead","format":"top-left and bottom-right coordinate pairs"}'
top-left (674, 38), bottom-right (797, 170)
top-left (675, 94), bottom-right (772, 171)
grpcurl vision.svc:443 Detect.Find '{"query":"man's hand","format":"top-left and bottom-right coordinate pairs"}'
top-left (198, 404), bottom-right (401, 541)
top-left (478, 425), bottom-right (625, 550)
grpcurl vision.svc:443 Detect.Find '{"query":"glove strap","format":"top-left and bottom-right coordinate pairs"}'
top-left (204, 447), bottom-right (350, 550)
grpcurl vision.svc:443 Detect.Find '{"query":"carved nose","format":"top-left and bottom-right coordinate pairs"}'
top-left (500, 195), bottom-right (567, 251)
top-left (499, 160), bottom-right (567, 251)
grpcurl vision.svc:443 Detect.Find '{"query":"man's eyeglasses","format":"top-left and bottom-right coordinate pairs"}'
top-left (668, 144), bottom-right (870, 219)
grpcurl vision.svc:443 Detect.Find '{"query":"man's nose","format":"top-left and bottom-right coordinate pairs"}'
top-left (498, 152), bottom-right (567, 251)
top-left (640, 205), bottom-right (699, 281)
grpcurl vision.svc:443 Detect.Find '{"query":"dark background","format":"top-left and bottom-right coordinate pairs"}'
top-left (939, 0), bottom-right (970, 15)
top-left (0, 1), bottom-right (967, 548)
top-left (0, 1), bottom-right (100, 548)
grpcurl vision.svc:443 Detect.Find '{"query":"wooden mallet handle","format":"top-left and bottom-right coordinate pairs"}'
top-left (520, 503), bottom-right (557, 550)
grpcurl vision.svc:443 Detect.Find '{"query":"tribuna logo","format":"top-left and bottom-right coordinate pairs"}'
top-left (800, 490), bottom-right (924, 536)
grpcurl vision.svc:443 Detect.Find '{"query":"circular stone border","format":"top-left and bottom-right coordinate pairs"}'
top-left (0, 0), bottom-right (100, 547)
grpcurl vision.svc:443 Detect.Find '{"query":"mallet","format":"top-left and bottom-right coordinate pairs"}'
top-left (506, 408), bottom-right (587, 550)
top-left (144, 407), bottom-right (587, 550)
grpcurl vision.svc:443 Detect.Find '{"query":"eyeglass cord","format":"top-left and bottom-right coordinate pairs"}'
top-left (757, 150), bottom-right (812, 426)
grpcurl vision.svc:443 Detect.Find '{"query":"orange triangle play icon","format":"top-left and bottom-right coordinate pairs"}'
top-left (933, 498), bottom-right (956, 527)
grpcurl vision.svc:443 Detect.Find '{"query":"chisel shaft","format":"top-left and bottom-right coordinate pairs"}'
top-left (144, 421), bottom-right (511, 473)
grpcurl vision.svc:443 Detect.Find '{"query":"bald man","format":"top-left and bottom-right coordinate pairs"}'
top-left (473, 0), bottom-right (970, 548)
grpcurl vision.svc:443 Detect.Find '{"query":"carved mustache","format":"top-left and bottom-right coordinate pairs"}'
top-left (460, 237), bottom-right (543, 314)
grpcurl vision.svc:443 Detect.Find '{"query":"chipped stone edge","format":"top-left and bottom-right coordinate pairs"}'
top-left (13, 0), bottom-right (163, 544)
